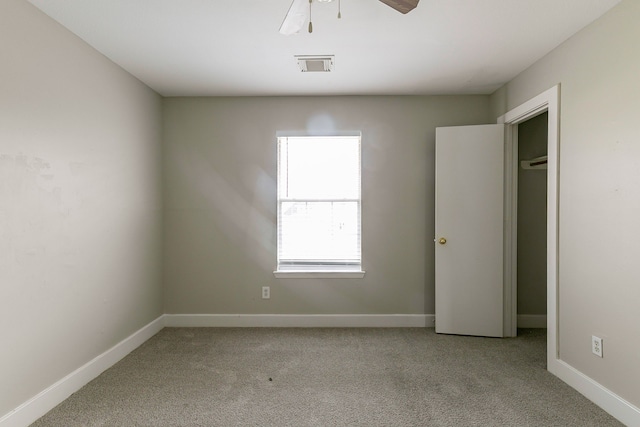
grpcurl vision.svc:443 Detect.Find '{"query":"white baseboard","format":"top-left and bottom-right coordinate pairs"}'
top-left (517, 314), bottom-right (547, 328)
top-left (164, 314), bottom-right (434, 328)
top-left (0, 316), bottom-right (165, 427)
top-left (549, 358), bottom-right (640, 426)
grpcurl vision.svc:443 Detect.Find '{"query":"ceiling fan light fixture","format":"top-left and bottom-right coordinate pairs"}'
top-left (279, 0), bottom-right (309, 35)
top-left (280, 0), bottom-right (415, 36)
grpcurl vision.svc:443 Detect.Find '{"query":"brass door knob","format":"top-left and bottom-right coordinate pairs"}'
top-left (438, 237), bottom-right (447, 245)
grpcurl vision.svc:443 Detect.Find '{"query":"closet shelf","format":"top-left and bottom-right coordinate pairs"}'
top-left (521, 155), bottom-right (547, 170)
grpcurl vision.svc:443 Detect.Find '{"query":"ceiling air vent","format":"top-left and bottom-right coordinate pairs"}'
top-left (295, 55), bottom-right (334, 72)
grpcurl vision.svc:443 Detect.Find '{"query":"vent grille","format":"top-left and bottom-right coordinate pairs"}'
top-left (295, 55), bottom-right (334, 72)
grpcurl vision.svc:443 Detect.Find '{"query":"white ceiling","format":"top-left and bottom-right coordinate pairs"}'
top-left (28, 0), bottom-right (621, 97)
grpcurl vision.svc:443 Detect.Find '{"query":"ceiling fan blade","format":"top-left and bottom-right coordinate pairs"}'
top-left (279, 0), bottom-right (309, 35)
top-left (378, 0), bottom-right (420, 14)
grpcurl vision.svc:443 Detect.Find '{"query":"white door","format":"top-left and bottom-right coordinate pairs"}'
top-left (435, 124), bottom-right (504, 337)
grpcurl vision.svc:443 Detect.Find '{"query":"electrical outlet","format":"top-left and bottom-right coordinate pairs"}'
top-left (262, 286), bottom-right (270, 299)
top-left (592, 335), bottom-right (603, 358)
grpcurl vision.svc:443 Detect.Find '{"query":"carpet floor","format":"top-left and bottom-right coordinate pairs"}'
top-left (31, 328), bottom-right (623, 426)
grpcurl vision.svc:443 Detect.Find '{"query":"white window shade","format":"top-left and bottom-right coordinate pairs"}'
top-left (277, 135), bottom-right (362, 272)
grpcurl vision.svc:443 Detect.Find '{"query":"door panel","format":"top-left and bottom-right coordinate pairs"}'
top-left (435, 124), bottom-right (504, 337)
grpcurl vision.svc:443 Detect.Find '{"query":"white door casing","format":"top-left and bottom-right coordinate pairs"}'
top-left (499, 85), bottom-right (559, 356)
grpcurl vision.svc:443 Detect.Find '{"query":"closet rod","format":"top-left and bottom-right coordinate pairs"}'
top-left (521, 155), bottom-right (547, 170)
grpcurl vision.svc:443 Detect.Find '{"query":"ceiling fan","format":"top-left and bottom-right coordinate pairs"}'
top-left (279, 0), bottom-right (420, 35)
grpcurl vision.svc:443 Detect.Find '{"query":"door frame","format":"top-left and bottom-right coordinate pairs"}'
top-left (497, 85), bottom-right (560, 366)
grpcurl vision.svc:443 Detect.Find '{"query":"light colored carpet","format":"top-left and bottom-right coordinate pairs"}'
top-left (31, 328), bottom-right (622, 426)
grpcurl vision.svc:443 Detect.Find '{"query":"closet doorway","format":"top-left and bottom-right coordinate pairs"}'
top-left (516, 113), bottom-right (548, 330)
top-left (500, 85), bottom-right (559, 367)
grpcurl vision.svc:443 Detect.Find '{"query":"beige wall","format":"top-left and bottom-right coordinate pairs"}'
top-left (517, 113), bottom-right (547, 315)
top-left (491, 0), bottom-right (640, 408)
top-left (163, 96), bottom-right (491, 315)
top-left (0, 0), bottom-right (163, 417)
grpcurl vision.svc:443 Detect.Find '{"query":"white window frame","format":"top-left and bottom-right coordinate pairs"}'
top-left (274, 132), bottom-right (365, 279)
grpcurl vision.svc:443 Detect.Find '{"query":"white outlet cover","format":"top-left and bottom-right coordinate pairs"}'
top-left (592, 335), bottom-right (603, 357)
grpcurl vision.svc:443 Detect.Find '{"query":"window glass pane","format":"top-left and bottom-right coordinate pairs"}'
top-left (279, 201), bottom-right (360, 262)
top-left (279, 136), bottom-right (360, 200)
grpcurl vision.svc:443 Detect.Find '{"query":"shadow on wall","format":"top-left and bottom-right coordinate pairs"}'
top-left (171, 144), bottom-right (276, 271)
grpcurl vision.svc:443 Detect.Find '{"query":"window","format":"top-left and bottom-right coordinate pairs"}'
top-left (275, 134), bottom-right (364, 278)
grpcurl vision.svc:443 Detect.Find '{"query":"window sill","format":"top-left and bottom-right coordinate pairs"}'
top-left (273, 270), bottom-right (365, 279)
